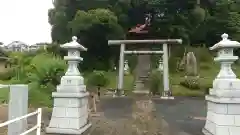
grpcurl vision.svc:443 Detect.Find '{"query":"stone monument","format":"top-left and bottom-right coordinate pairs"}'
top-left (46, 36), bottom-right (91, 134)
top-left (203, 33), bottom-right (240, 135)
top-left (185, 52), bottom-right (198, 76)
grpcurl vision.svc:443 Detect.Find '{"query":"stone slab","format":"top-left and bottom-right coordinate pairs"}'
top-left (132, 90), bottom-right (149, 94)
top-left (160, 96), bottom-right (174, 100)
top-left (52, 92), bottom-right (89, 98)
top-left (53, 98), bottom-right (87, 108)
top-left (46, 123), bottom-right (91, 135)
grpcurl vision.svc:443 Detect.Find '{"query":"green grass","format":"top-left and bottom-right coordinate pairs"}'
top-left (0, 80), bottom-right (12, 103)
top-left (104, 72), bottom-right (134, 90)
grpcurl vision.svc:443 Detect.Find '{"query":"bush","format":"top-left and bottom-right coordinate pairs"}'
top-left (27, 54), bottom-right (67, 94)
top-left (191, 47), bottom-right (212, 63)
top-left (7, 52), bottom-right (35, 82)
top-left (0, 69), bottom-right (15, 80)
top-left (87, 70), bottom-right (109, 90)
top-left (180, 76), bottom-right (200, 90)
top-left (149, 70), bottom-right (163, 95)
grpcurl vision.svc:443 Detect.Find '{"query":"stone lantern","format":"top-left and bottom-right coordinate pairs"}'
top-left (203, 33), bottom-right (240, 135)
top-left (124, 60), bottom-right (129, 75)
top-left (46, 36), bottom-right (91, 134)
top-left (158, 57), bottom-right (163, 72)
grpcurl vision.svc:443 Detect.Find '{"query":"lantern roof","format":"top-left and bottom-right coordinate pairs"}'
top-left (210, 33), bottom-right (240, 50)
top-left (60, 36), bottom-right (87, 51)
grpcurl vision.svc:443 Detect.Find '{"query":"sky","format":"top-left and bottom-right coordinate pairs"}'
top-left (0, 0), bottom-right (53, 45)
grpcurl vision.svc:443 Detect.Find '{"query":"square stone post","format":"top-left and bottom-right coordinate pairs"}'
top-left (8, 85), bottom-right (28, 135)
top-left (161, 43), bottom-right (173, 99)
top-left (203, 33), bottom-right (240, 135)
top-left (117, 44), bottom-right (125, 95)
top-left (46, 36), bottom-right (91, 134)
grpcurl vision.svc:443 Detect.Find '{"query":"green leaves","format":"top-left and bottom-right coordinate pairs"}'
top-left (69, 8), bottom-right (124, 38)
top-left (87, 70), bottom-right (109, 88)
top-left (27, 53), bottom-right (67, 92)
top-left (149, 70), bottom-right (163, 95)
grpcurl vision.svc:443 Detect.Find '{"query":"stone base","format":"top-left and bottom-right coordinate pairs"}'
top-left (132, 90), bottom-right (149, 94)
top-left (47, 91), bottom-right (91, 135)
top-left (202, 128), bottom-right (213, 135)
top-left (46, 123), bottom-right (91, 135)
top-left (203, 95), bottom-right (240, 135)
top-left (160, 96), bottom-right (174, 100)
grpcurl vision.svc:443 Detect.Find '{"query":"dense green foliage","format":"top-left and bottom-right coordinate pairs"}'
top-left (180, 76), bottom-right (200, 90)
top-left (48, 0), bottom-right (240, 71)
top-left (0, 51), bottom-right (67, 106)
top-left (87, 70), bottom-right (109, 88)
top-left (149, 70), bottom-right (163, 95)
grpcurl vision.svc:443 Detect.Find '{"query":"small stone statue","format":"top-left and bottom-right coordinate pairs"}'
top-left (124, 60), bottom-right (130, 75)
top-left (158, 58), bottom-right (163, 72)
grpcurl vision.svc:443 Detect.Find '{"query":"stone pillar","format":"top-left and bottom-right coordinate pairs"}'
top-left (133, 48), bottom-right (151, 94)
top-left (8, 85), bottom-right (28, 135)
top-left (203, 33), bottom-right (240, 135)
top-left (117, 44), bottom-right (125, 95)
top-left (161, 43), bottom-right (173, 99)
top-left (46, 36), bottom-right (91, 134)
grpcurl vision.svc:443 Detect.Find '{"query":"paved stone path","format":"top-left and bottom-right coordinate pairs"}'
top-left (99, 97), bottom-right (134, 119)
top-left (99, 96), bottom-right (206, 135)
top-left (153, 97), bottom-right (206, 135)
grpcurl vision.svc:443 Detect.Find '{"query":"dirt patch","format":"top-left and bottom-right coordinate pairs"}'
top-left (0, 105), bottom-right (8, 135)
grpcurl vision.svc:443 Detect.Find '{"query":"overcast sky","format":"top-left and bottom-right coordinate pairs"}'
top-left (0, 0), bottom-right (53, 45)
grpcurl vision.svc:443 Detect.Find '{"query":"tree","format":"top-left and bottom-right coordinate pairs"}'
top-left (48, 0), bottom-right (240, 69)
top-left (68, 9), bottom-right (124, 71)
top-left (207, 0), bottom-right (240, 43)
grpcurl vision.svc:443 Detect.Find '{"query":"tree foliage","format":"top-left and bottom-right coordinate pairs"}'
top-left (48, 0), bottom-right (240, 71)
top-left (87, 70), bottom-right (109, 88)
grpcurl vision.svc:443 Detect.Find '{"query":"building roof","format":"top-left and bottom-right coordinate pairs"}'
top-left (128, 24), bottom-right (149, 34)
top-left (4, 41), bottom-right (29, 47)
top-left (128, 14), bottom-right (151, 34)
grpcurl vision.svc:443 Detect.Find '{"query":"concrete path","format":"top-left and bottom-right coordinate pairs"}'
top-left (99, 96), bottom-right (207, 135)
top-left (99, 97), bottom-right (134, 119)
top-left (153, 97), bottom-right (206, 135)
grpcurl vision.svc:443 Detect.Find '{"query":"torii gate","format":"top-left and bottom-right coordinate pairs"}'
top-left (108, 39), bottom-right (182, 99)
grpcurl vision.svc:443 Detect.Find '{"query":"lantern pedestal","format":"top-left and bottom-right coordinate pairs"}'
top-left (203, 80), bottom-right (240, 135)
top-left (46, 76), bottom-right (91, 134)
